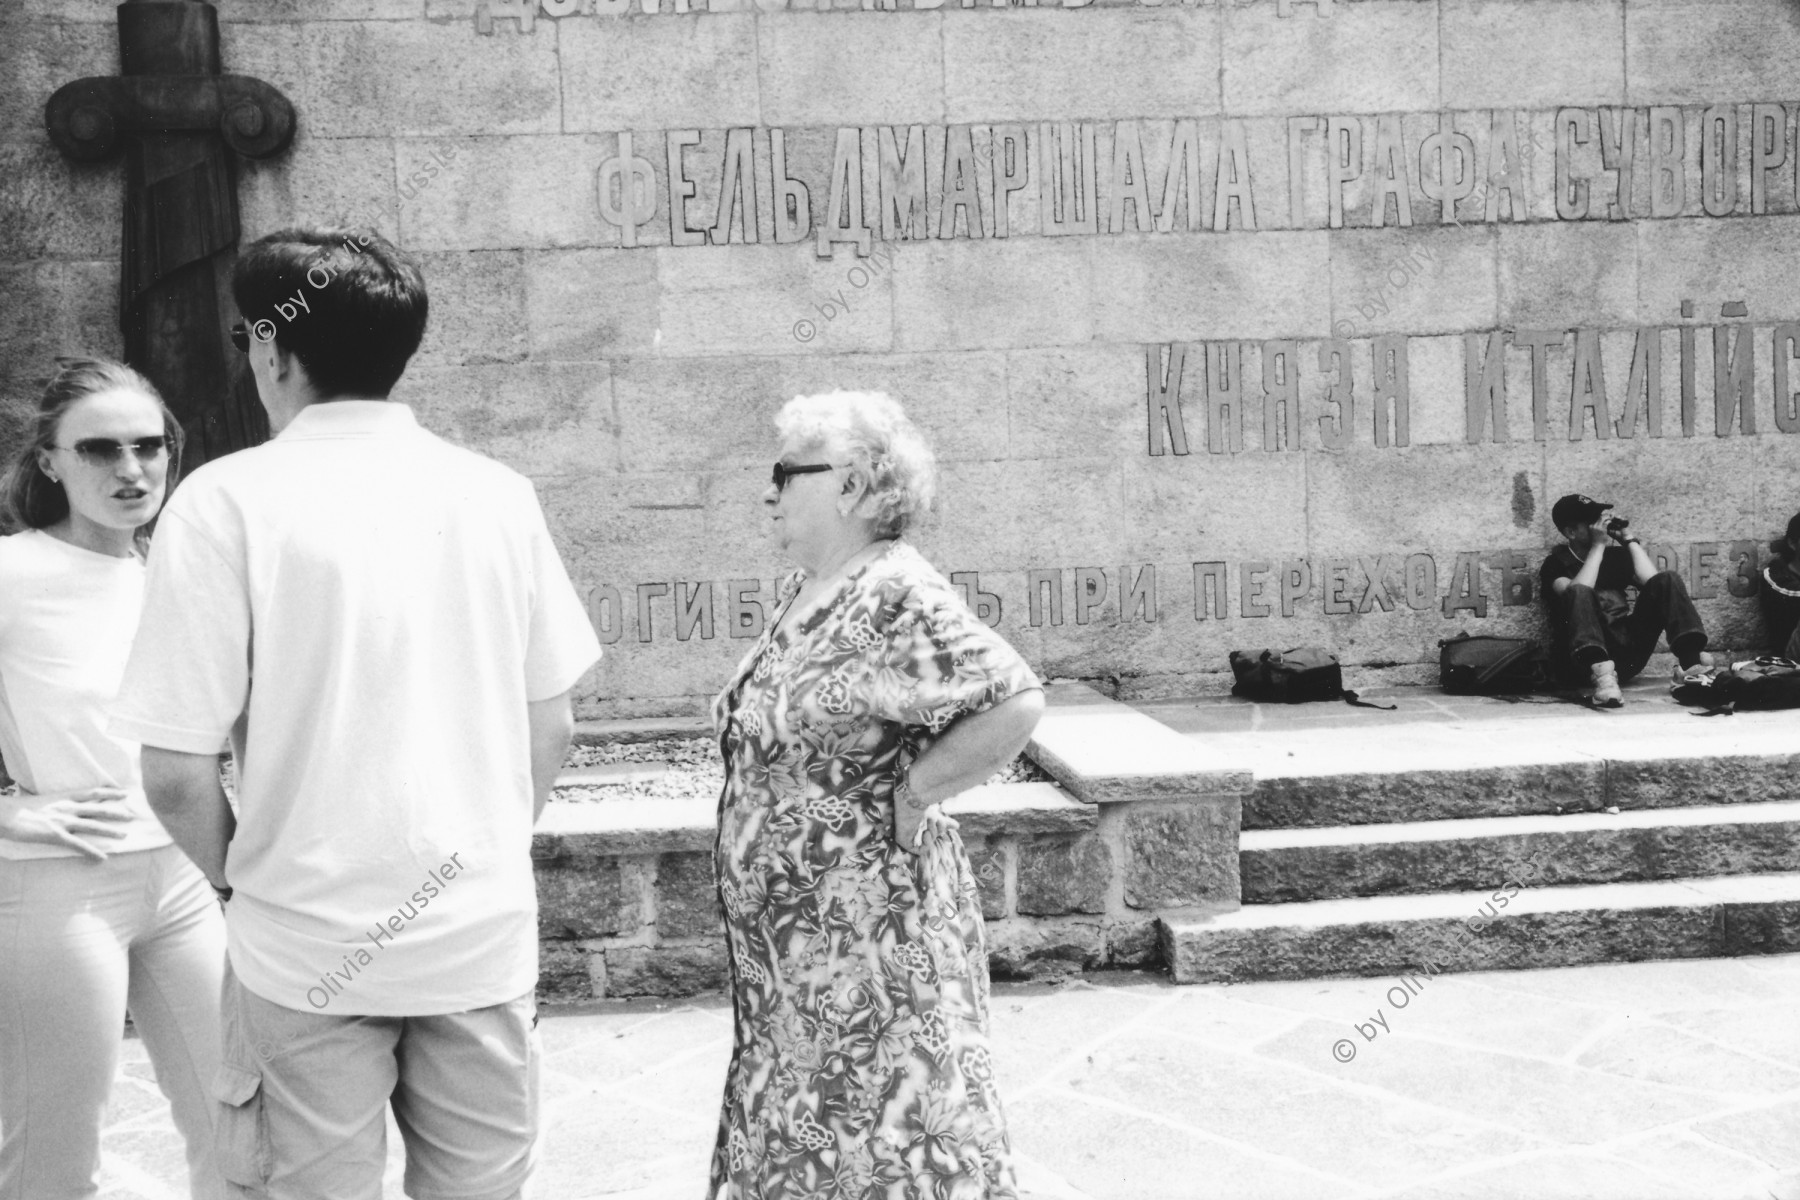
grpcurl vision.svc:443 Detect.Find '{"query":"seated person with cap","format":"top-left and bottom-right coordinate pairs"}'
top-left (1539, 493), bottom-right (1712, 707)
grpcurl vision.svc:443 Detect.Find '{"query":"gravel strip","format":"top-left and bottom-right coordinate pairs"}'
top-left (555, 738), bottom-right (1051, 804)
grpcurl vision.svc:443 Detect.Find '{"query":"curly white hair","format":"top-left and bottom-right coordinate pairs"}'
top-left (774, 390), bottom-right (936, 537)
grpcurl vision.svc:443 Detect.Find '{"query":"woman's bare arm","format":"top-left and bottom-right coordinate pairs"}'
top-left (896, 688), bottom-right (1046, 850)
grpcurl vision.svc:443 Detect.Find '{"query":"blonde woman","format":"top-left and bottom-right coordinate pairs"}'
top-left (0, 358), bottom-right (225, 1199)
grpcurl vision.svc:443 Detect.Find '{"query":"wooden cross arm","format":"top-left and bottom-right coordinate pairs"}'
top-left (46, 74), bottom-right (295, 163)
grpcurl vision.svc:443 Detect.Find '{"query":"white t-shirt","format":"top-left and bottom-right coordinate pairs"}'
top-left (112, 402), bottom-right (601, 1016)
top-left (0, 529), bottom-right (171, 860)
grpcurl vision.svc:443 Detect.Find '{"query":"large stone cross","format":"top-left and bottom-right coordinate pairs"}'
top-left (45, 0), bottom-right (296, 471)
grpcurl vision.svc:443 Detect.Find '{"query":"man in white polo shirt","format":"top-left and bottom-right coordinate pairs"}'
top-left (113, 227), bottom-right (601, 1200)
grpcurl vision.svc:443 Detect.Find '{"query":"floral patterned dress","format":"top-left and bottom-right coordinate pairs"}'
top-left (709, 540), bottom-right (1041, 1200)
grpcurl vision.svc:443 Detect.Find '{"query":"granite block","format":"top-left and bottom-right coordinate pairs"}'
top-left (1162, 904), bottom-right (1720, 983)
top-left (655, 242), bottom-right (895, 356)
top-left (0, 144), bottom-right (119, 262)
top-left (942, 782), bottom-right (1097, 836)
top-left (891, 238), bottom-right (1093, 352)
top-left (535, 942), bottom-right (599, 1004)
top-left (1221, 0), bottom-right (1437, 117)
top-left (1635, 217), bottom-right (1800, 328)
top-left (535, 795), bottom-right (717, 856)
top-left (943, 8), bottom-right (1220, 124)
top-left (392, 361), bottom-right (618, 477)
top-left (0, 19), bottom-right (115, 149)
top-left (1399, 335), bottom-right (1469, 447)
top-left (1625, 0), bottom-right (1800, 105)
top-left (217, 0), bottom-right (424, 17)
top-left (1606, 752), bottom-right (1800, 810)
top-left (1090, 231), bottom-right (1331, 344)
top-left (525, 249), bottom-right (663, 359)
top-left (398, 135), bottom-right (615, 251)
top-left (536, 855), bottom-right (639, 938)
top-left (1756, 435), bottom-right (1800, 539)
top-left (1441, 0), bottom-right (1625, 110)
top-left (561, 15), bottom-right (760, 132)
top-left (301, 20), bottom-right (561, 138)
top-left (592, 350), bottom-right (1009, 465)
top-left (655, 852), bottom-right (722, 938)
top-left (758, 13), bottom-right (943, 126)
top-left (1246, 760), bottom-right (1606, 830)
top-left (610, 357), bottom-right (793, 472)
top-left (1016, 833), bottom-right (1111, 916)
top-left (1328, 228), bottom-right (1497, 339)
top-left (1120, 799), bottom-right (1242, 910)
top-left (239, 135), bottom-right (399, 246)
top-left (405, 250), bottom-right (530, 368)
top-left (1117, 455), bottom-right (1310, 563)
top-left (1496, 222), bottom-right (1638, 331)
top-left (1304, 444), bottom-right (1550, 558)
top-left (0, 262), bottom-right (120, 406)
top-left (1540, 437), bottom-right (1758, 547)
top-left (604, 944), bottom-right (730, 997)
top-left (966, 839), bottom-right (1009, 920)
top-left (926, 457), bottom-right (1125, 569)
top-left (215, 20), bottom-right (308, 114)
top-left (1242, 812), bottom-right (1800, 904)
top-left (985, 917), bottom-right (1103, 980)
top-left (1103, 918), bottom-right (1161, 968)
top-left (535, 469), bottom-right (776, 595)
top-left (1004, 346), bottom-right (1152, 462)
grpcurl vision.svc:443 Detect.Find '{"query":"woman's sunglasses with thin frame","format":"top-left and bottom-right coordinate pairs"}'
top-left (54, 437), bottom-right (170, 468)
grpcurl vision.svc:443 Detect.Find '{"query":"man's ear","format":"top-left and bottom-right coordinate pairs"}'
top-left (269, 341), bottom-right (297, 383)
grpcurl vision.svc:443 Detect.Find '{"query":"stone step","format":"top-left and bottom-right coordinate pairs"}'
top-left (1241, 800), bottom-right (1800, 903)
top-left (1161, 872), bottom-right (1800, 984)
top-left (554, 762), bottom-right (672, 788)
top-left (1210, 710), bottom-right (1800, 829)
top-left (572, 717), bottom-right (710, 745)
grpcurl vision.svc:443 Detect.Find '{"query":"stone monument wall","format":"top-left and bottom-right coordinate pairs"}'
top-left (5, 0), bottom-right (1800, 715)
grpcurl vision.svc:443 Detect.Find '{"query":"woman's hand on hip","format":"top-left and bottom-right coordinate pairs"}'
top-left (893, 777), bottom-right (958, 853)
top-left (0, 787), bottom-right (131, 860)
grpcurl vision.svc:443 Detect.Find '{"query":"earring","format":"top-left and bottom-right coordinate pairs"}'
top-left (42, 468), bottom-right (58, 483)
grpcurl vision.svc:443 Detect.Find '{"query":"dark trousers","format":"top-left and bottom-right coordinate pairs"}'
top-left (1550, 571), bottom-right (1707, 683)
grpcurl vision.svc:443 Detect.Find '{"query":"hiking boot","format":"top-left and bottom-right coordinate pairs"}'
top-left (1590, 660), bottom-right (1624, 708)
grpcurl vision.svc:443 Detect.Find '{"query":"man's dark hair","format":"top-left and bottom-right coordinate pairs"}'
top-left (232, 228), bottom-right (428, 399)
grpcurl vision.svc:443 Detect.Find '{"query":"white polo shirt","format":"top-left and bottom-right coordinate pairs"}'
top-left (112, 401), bottom-right (601, 1016)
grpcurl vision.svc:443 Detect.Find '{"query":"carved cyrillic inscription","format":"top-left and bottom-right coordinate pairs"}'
top-left (1151, 307), bottom-right (1800, 456)
top-left (592, 543), bottom-right (1760, 641)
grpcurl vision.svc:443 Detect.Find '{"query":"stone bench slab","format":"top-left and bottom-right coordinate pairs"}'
top-left (943, 781), bottom-right (1094, 836)
top-left (1031, 681), bottom-right (1253, 804)
top-left (533, 781), bottom-right (1090, 860)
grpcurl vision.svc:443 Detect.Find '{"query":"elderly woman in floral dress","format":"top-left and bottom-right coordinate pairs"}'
top-left (710, 391), bottom-right (1045, 1200)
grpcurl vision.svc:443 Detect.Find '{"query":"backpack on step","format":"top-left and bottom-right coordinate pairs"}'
top-left (1438, 634), bottom-right (1550, 695)
top-left (1672, 656), bottom-right (1800, 714)
top-left (1229, 647), bottom-right (1396, 709)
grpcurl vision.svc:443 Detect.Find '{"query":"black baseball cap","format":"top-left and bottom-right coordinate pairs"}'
top-left (1552, 493), bottom-right (1612, 529)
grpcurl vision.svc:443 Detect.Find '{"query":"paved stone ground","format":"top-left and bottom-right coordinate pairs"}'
top-left (91, 952), bottom-right (1800, 1200)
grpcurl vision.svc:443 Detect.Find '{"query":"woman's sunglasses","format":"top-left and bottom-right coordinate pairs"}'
top-left (771, 462), bottom-right (842, 491)
top-left (54, 437), bottom-right (170, 468)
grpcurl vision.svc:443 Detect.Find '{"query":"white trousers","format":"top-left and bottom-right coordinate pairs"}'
top-left (0, 844), bottom-right (226, 1200)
